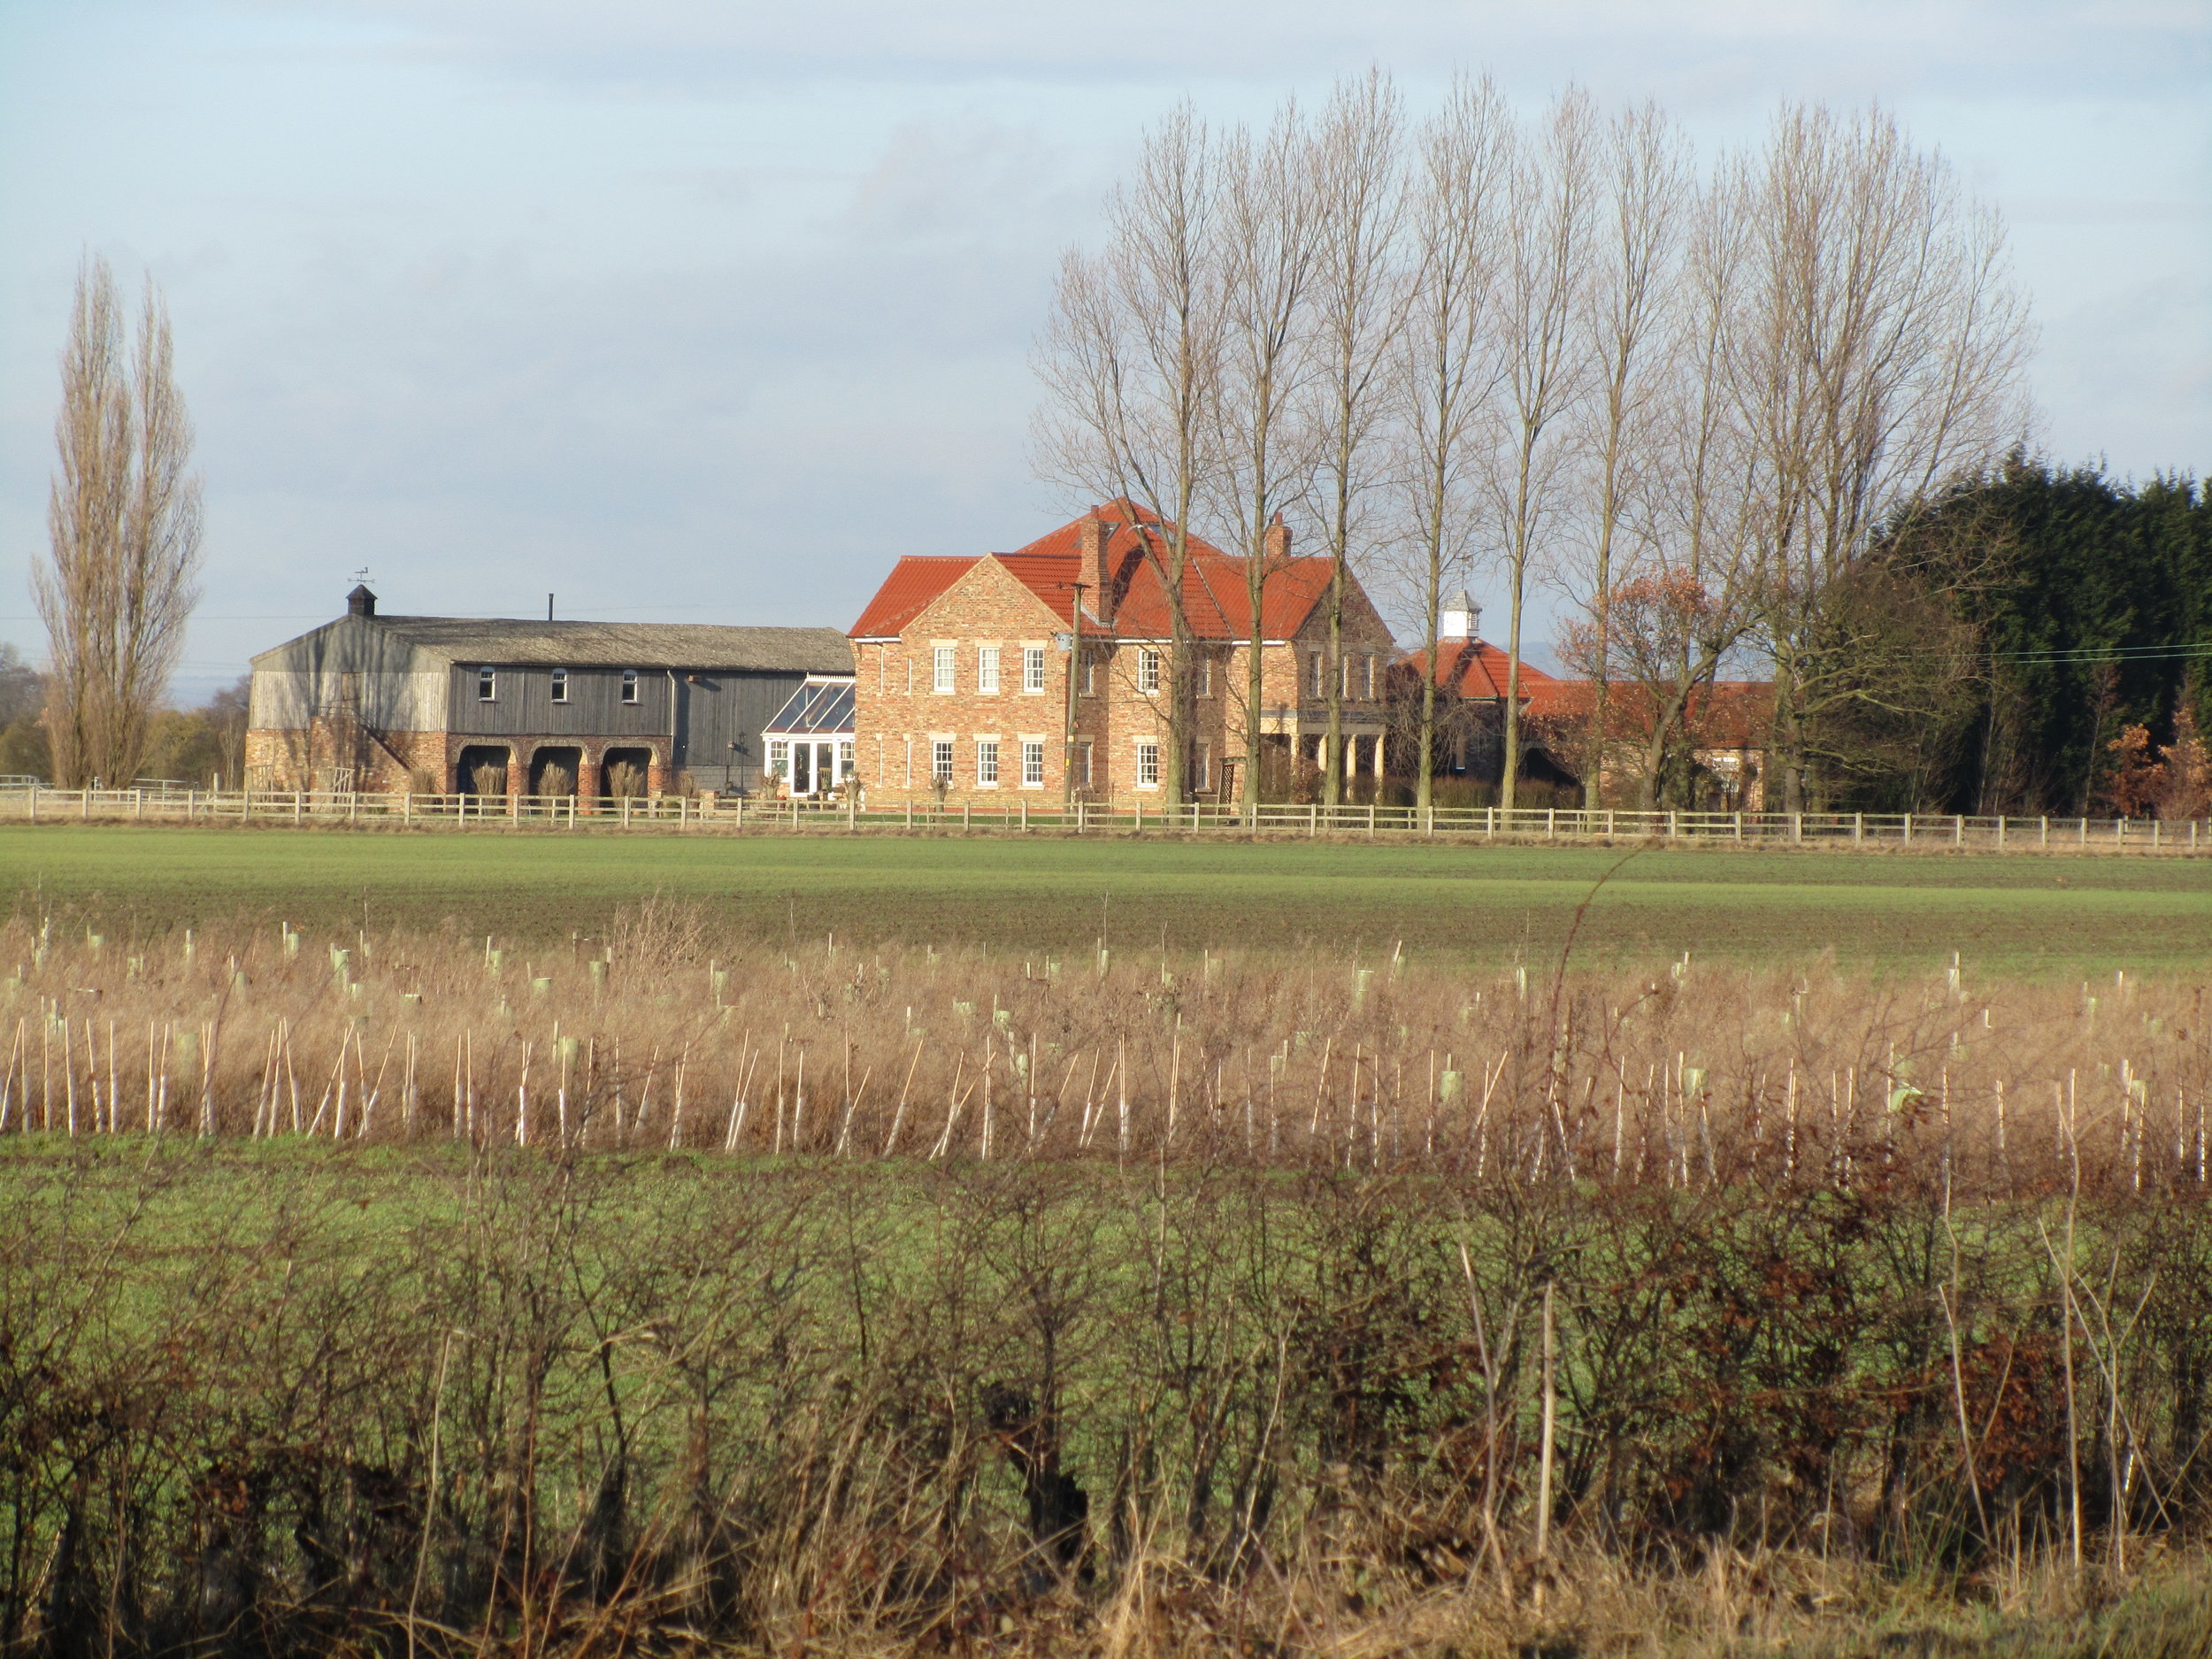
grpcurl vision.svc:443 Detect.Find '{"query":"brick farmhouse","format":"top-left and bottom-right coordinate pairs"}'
top-left (849, 502), bottom-right (1396, 808)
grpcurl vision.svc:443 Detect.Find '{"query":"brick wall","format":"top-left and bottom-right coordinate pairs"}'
top-left (245, 725), bottom-right (671, 800)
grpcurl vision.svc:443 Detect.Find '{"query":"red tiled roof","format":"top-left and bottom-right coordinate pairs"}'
top-left (1401, 641), bottom-right (1573, 714)
top-left (1450, 672), bottom-right (1775, 747)
top-left (849, 556), bottom-right (979, 639)
top-left (849, 500), bottom-right (1339, 641)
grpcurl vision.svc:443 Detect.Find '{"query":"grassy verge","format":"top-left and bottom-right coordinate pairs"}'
top-left (6, 823), bottom-right (2212, 972)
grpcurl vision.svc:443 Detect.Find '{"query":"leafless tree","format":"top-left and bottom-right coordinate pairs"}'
top-left (37, 256), bottom-right (204, 789)
top-left (1211, 101), bottom-right (1324, 821)
top-left (1731, 104), bottom-right (2032, 811)
top-left (1483, 92), bottom-right (1595, 814)
top-left (1034, 104), bottom-right (1225, 810)
top-left (1388, 76), bottom-right (1511, 810)
top-left (1563, 102), bottom-right (1688, 808)
top-left (1305, 70), bottom-right (1408, 806)
top-left (1574, 161), bottom-right (1767, 810)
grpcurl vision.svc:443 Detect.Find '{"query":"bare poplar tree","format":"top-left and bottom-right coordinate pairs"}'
top-left (38, 256), bottom-right (204, 789)
top-left (1035, 105), bottom-right (1225, 810)
top-left (1599, 158), bottom-right (1767, 808)
top-left (1212, 101), bottom-right (1324, 822)
top-left (1306, 69), bottom-right (1408, 806)
top-left (1566, 101), bottom-right (1687, 809)
top-left (1732, 104), bottom-right (2032, 811)
top-left (1484, 91), bottom-right (1595, 814)
top-left (1390, 75), bottom-right (1510, 811)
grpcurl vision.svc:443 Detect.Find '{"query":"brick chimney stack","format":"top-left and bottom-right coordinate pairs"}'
top-left (1263, 512), bottom-right (1291, 561)
top-left (1077, 511), bottom-right (1114, 623)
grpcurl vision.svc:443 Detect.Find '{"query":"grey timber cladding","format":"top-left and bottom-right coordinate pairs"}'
top-left (450, 664), bottom-right (807, 790)
top-left (250, 612), bottom-right (855, 793)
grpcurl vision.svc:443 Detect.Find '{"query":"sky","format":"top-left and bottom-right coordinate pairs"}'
top-left (1, 0), bottom-right (2206, 702)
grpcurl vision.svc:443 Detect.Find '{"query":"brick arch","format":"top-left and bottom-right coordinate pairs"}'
top-left (599, 746), bottom-right (658, 800)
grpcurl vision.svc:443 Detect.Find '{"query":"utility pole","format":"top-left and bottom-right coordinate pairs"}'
top-left (1062, 583), bottom-right (1087, 810)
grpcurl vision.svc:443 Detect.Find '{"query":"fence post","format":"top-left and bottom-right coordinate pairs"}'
top-left (2041, 817), bottom-right (2048, 848)
top-left (295, 792), bottom-right (303, 825)
top-left (1309, 802), bottom-right (1317, 837)
top-left (622, 795), bottom-right (632, 828)
top-left (26, 785), bottom-right (35, 822)
top-left (1996, 816), bottom-right (2005, 850)
top-left (1667, 810), bottom-right (1677, 841)
top-left (1902, 812), bottom-right (1911, 845)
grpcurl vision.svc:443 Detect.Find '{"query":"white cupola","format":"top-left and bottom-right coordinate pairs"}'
top-left (1440, 589), bottom-right (1481, 641)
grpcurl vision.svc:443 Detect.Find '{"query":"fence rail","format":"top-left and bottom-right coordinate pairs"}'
top-left (1, 782), bottom-right (2205, 853)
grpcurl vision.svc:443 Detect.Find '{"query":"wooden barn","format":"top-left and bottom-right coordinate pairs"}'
top-left (246, 586), bottom-right (852, 799)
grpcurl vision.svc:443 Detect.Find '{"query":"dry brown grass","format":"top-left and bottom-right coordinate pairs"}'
top-left (2, 898), bottom-right (2203, 1200)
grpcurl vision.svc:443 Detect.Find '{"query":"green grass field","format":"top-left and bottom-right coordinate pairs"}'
top-left (3, 822), bottom-right (2207, 973)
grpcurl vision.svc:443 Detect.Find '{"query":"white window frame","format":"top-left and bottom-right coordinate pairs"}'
top-left (1080, 650), bottom-right (1098, 695)
top-left (549, 667), bottom-right (568, 703)
top-left (1134, 740), bottom-right (1160, 789)
top-left (620, 669), bottom-right (640, 705)
top-left (931, 738), bottom-right (954, 783)
top-left (1309, 653), bottom-right (1325, 699)
top-left (477, 666), bottom-right (497, 703)
top-left (838, 741), bottom-right (854, 783)
top-left (1023, 645), bottom-right (1048, 693)
top-left (1196, 655), bottom-right (1211, 696)
top-left (1138, 648), bottom-right (1162, 694)
top-left (977, 646), bottom-right (1001, 695)
top-left (1076, 741), bottom-right (1094, 789)
top-left (1363, 653), bottom-right (1377, 699)
top-left (976, 738), bottom-right (1000, 787)
top-left (933, 646), bottom-right (956, 694)
top-left (1194, 741), bottom-right (1210, 791)
top-left (1020, 740), bottom-right (1046, 788)
top-left (766, 741), bottom-right (788, 780)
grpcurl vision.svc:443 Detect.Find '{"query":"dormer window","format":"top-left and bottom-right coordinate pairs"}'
top-left (620, 669), bottom-right (640, 705)
top-left (549, 668), bottom-right (569, 703)
top-left (477, 666), bottom-right (496, 703)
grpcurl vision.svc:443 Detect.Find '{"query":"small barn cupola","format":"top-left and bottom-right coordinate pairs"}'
top-left (347, 583), bottom-right (378, 618)
top-left (1440, 589), bottom-right (1479, 641)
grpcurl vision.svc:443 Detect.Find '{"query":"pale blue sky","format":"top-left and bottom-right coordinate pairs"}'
top-left (2, 0), bottom-right (2206, 698)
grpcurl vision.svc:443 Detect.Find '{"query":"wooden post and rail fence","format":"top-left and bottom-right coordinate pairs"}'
top-left (1, 783), bottom-right (2205, 854)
